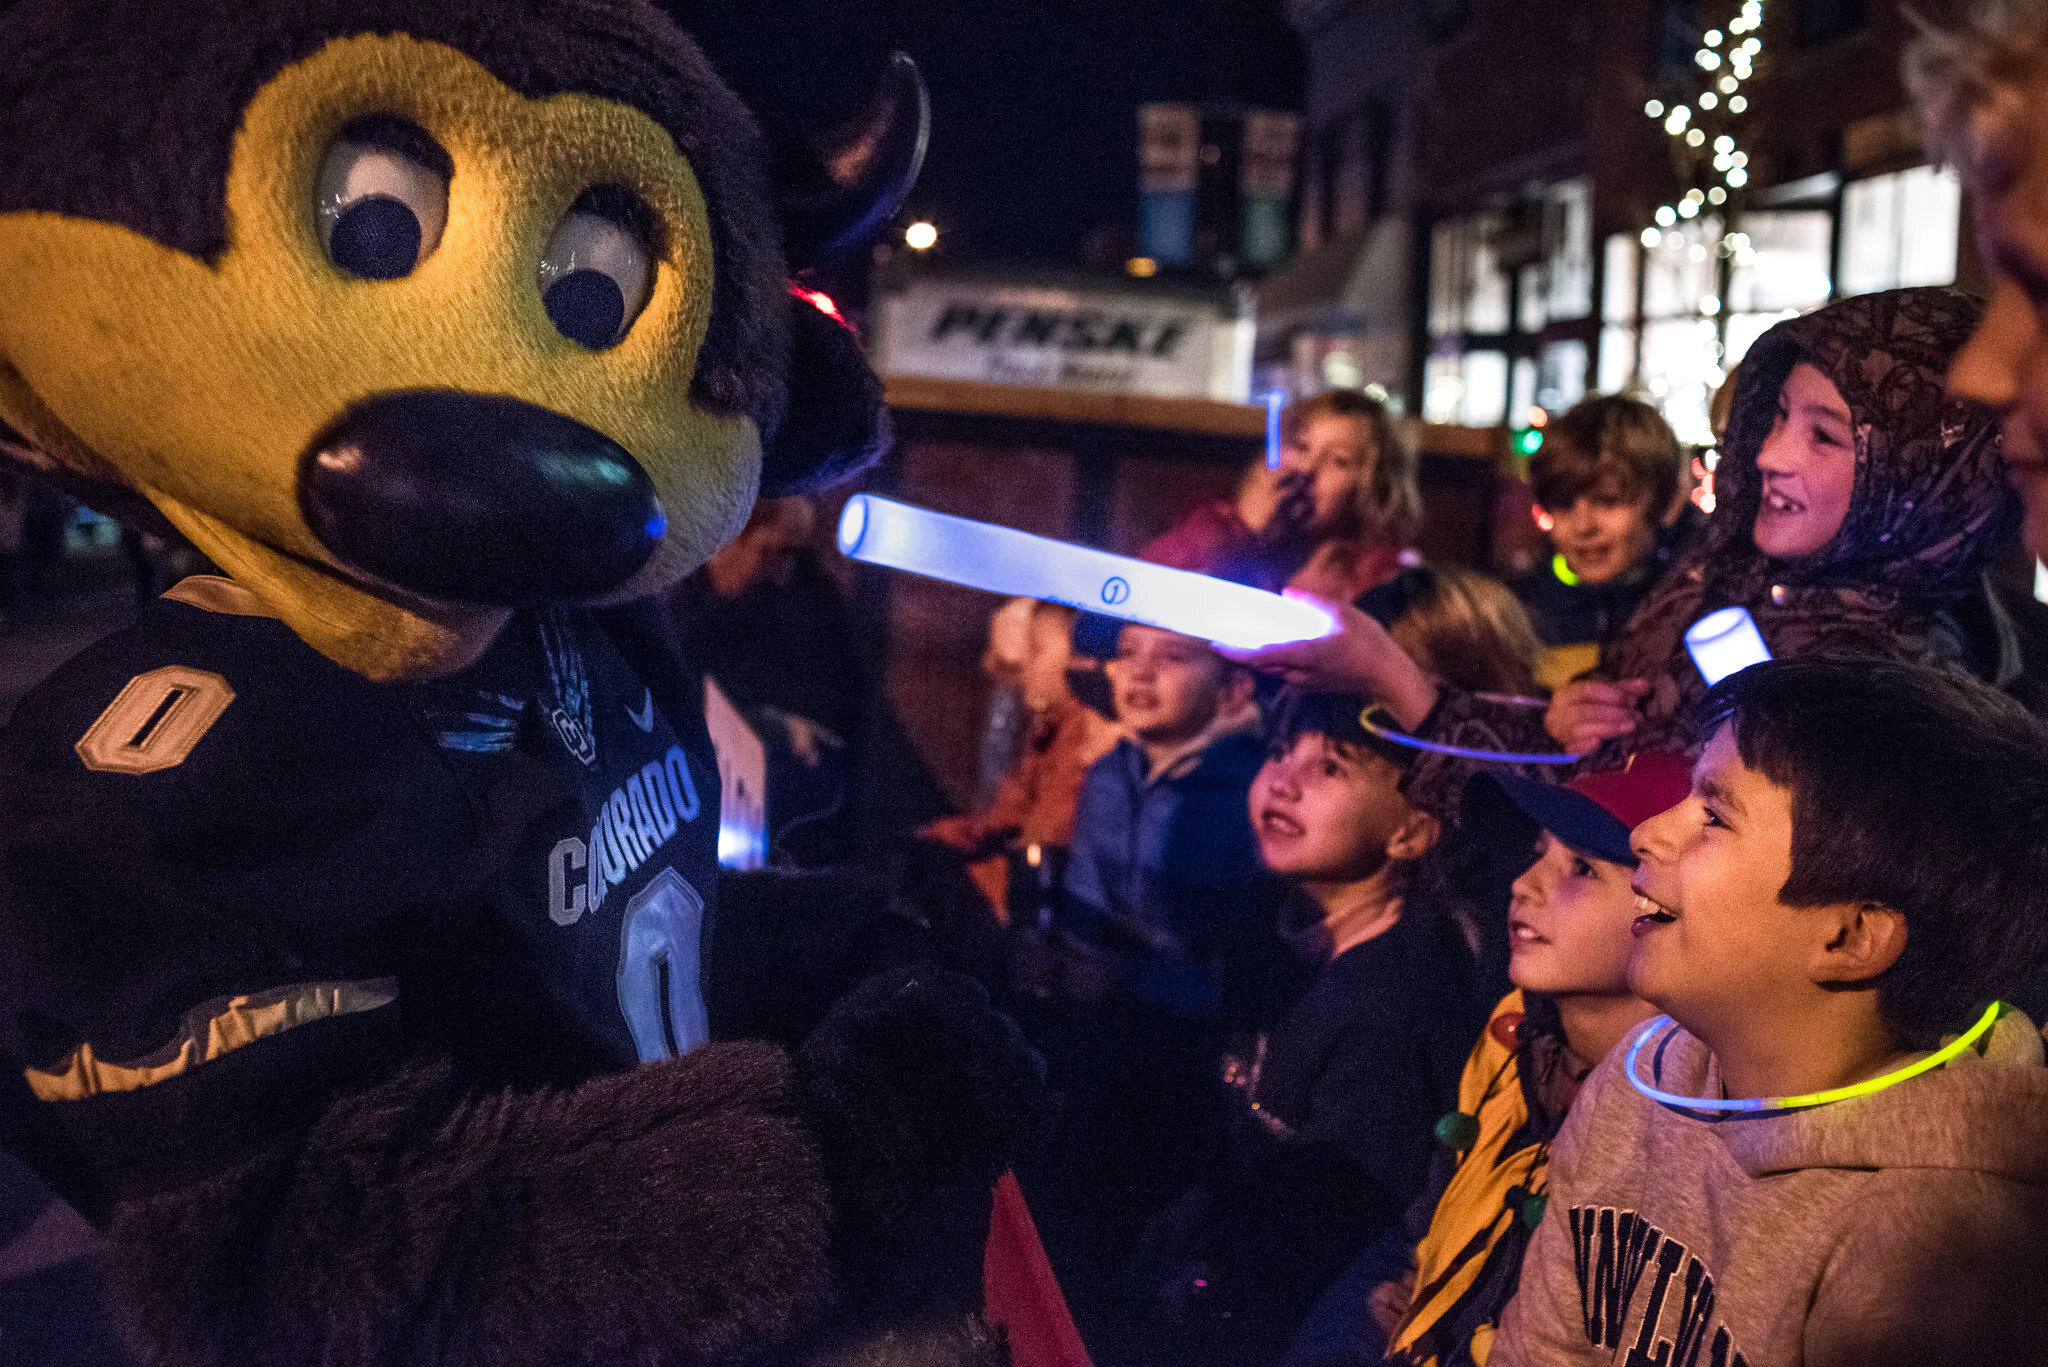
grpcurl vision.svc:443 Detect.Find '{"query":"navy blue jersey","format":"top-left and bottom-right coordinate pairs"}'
top-left (0, 578), bottom-right (720, 1199)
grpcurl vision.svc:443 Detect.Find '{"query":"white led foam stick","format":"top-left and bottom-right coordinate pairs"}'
top-left (1684, 606), bottom-right (1773, 686)
top-left (837, 494), bottom-right (1335, 651)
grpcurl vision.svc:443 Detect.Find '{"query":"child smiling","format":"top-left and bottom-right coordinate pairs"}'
top-left (1221, 290), bottom-right (2029, 820)
top-left (1381, 753), bottom-right (1689, 1367)
top-left (1494, 658), bottom-right (2048, 1367)
top-left (1514, 396), bottom-right (1688, 678)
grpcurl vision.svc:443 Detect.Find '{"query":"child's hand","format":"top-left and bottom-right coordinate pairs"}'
top-left (1236, 460), bottom-right (1313, 536)
top-left (1367, 1270), bottom-right (1416, 1337)
top-left (1215, 591), bottom-right (1439, 729)
top-left (1545, 678), bottom-right (1650, 754)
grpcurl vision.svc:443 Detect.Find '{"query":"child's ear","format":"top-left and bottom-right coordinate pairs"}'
top-left (1219, 666), bottom-right (1257, 709)
top-left (1386, 808), bottom-right (1441, 862)
top-left (1810, 900), bottom-right (1908, 987)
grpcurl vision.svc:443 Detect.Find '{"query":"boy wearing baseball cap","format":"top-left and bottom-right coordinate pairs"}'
top-left (1494, 659), bottom-right (2048, 1366)
top-left (1376, 752), bottom-right (1691, 1367)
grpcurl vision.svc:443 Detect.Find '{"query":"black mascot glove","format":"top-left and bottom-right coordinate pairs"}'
top-left (794, 966), bottom-right (1051, 1319)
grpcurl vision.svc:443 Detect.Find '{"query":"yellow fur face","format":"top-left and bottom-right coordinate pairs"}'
top-left (0, 34), bottom-right (760, 679)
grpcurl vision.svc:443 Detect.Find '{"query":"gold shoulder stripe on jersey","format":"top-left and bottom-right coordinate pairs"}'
top-left (25, 978), bottom-right (399, 1102)
top-left (161, 574), bottom-right (278, 619)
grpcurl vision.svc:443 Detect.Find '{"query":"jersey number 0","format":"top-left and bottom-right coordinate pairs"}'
top-left (76, 667), bottom-right (235, 774)
top-left (615, 866), bottom-right (708, 1061)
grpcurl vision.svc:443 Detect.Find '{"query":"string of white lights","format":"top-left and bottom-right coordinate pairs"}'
top-left (1637, 0), bottom-right (1765, 255)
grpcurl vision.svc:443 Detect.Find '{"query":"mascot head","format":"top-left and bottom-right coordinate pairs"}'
top-left (0, 0), bottom-right (912, 679)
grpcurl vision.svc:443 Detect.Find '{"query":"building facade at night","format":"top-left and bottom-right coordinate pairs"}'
top-left (1264, 0), bottom-right (1970, 446)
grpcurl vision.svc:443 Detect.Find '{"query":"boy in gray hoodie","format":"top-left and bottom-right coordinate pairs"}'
top-left (1493, 657), bottom-right (2048, 1367)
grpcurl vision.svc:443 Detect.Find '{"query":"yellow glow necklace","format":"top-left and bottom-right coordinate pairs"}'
top-left (1623, 1002), bottom-right (2003, 1113)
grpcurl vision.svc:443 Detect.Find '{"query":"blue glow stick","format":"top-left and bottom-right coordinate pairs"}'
top-left (1265, 388), bottom-right (1286, 469)
top-left (837, 495), bottom-right (1335, 650)
top-left (1685, 606), bottom-right (1772, 686)
top-left (1358, 705), bottom-right (1585, 766)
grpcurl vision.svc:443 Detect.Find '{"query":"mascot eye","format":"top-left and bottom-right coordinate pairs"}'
top-left (538, 187), bottom-right (657, 349)
top-left (315, 115), bottom-right (452, 281)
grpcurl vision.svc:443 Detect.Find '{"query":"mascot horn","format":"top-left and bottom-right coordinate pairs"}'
top-left (0, 3), bottom-right (1047, 1365)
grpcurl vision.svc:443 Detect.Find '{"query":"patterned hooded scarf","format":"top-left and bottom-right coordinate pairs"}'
top-left (1598, 286), bottom-right (2019, 754)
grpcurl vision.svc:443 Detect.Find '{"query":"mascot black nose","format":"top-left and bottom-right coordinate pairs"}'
top-left (299, 391), bottom-right (665, 607)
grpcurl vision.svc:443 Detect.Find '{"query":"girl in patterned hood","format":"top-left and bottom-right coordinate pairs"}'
top-left (1551, 285), bottom-right (2027, 759)
top-left (1226, 288), bottom-right (2031, 815)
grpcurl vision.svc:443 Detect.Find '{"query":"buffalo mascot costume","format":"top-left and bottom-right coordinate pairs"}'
top-left (0, 3), bottom-right (1050, 1364)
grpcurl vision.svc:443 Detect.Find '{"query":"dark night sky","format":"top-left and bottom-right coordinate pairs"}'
top-left (663, 0), bottom-right (1304, 264)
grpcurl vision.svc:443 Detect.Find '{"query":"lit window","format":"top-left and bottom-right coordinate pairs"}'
top-left (1640, 317), bottom-right (1720, 445)
top-left (1545, 179), bottom-right (1594, 321)
top-left (1728, 211), bottom-right (1832, 313)
top-left (1598, 324), bottom-right (1637, 393)
top-left (1461, 351), bottom-right (1510, 426)
top-left (1466, 214), bottom-right (1510, 333)
top-left (1423, 353), bottom-right (1466, 425)
top-left (1430, 216), bottom-right (1512, 335)
top-left (1510, 355), bottom-right (1538, 420)
top-left (1642, 216), bottom-right (1721, 319)
top-left (1636, 219), bottom-right (1724, 446)
top-left (1602, 232), bottom-right (1640, 324)
top-left (1538, 339), bottom-right (1589, 411)
top-left (1839, 165), bottom-right (1961, 297)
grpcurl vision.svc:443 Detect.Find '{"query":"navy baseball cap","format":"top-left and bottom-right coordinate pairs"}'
top-left (1488, 752), bottom-right (1693, 867)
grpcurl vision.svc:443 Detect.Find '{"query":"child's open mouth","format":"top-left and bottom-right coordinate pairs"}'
top-left (1632, 892), bottom-right (1677, 933)
top-left (1763, 488), bottom-right (1806, 515)
top-left (1257, 808), bottom-right (1303, 839)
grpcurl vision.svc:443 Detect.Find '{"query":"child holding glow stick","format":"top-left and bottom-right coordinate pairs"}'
top-left (1492, 658), bottom-right (2048, 1367)
top-left (1224, 289), bottom-right (2030, 816)
top-left (1145, 388), bottom-right (1421, 601)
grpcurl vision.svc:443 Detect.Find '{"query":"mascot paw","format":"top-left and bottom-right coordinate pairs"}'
top-left (795, 967), bottom-right (1051, 1316)
top-left (801, 1311), bottom-right (1012, 1367)
top-left (797, 967), bottom-right (1050, 1186)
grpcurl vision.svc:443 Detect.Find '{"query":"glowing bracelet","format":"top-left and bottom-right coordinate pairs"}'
top-left (1623, 1001), bottom-right (2003, 1114)
top-left (837, 495), bottom-right (1336, 651)
top-left (1265, 388), bottom-right (1286, 469)
top-left (1357, 705), bottom-right (1586, 766)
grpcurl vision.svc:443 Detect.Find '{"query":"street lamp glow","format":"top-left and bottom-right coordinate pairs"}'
top-left (904, 221), bottom-right (938, 251)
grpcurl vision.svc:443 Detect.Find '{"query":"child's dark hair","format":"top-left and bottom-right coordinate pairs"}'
top-left (1698, 657), bottom-right (2048, 1047)
top-left (1264, 688), bottom-right (1414, 773)
top-left (1529, 394), bottom-right (1682, 516)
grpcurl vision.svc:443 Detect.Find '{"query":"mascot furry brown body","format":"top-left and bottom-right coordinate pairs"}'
top-left (0, 3), bottom-right (1043, 1364)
